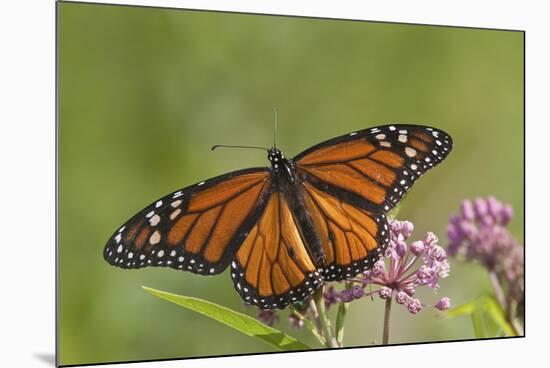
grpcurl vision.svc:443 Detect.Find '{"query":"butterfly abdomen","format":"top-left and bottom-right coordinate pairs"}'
top-left (279, 175), bottom-right (327, 266)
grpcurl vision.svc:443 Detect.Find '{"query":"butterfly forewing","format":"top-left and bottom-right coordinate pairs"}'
top-left (294, 124), bottom-right (453, 213)
top-left (103, 168), bottom-right (271, 275)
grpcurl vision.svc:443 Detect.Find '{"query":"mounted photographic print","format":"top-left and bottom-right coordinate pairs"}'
top-left (56, 1), bottom-right (524, 366)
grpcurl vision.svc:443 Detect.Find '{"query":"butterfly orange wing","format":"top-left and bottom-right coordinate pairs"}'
top-left (294, 124), bottom-right (452, 279)
top-left (104, 168), bottom-right (271, 275)
top-left (301, 182), bottom-right (388, 281)
top-left (231, 191), bottom-right (323, 309)
top-left (295, 124), bottom-right (453, 213)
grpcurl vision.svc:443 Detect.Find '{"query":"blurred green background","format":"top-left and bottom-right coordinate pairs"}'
top-left (58, 2), bottom-right (524, 366)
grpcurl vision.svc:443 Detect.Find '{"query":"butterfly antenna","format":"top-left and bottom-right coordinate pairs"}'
top-left (211, 144), bottom-right (269, 152)
top-left (273, 107), bottom-right (278, 149)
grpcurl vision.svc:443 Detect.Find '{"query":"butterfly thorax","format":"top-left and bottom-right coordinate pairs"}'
top-left (268, 148), bottom-right (295, 184)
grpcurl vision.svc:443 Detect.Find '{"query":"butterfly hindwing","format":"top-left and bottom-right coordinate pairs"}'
top-left (231, 191), bottom-right (323, 310)
top-left (301, 182), bottom-right (389, 281)
top-left (103, 168), bottom-right (271, 275)
top-left (295, 124), bottom-right (453, 213)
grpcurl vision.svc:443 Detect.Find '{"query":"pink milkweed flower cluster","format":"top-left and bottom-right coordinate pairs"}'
top-left (446, 196), bottom-right (523, 315)
top-left (447, 197), bottom-right (522, 279)
top-left (352, 219), bottom-right (451, 314)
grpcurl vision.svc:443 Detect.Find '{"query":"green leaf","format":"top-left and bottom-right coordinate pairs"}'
top-left (446, 295), bottom-right (516, 337)
top-left (142, 286), bottom-right (311, 351)
top-left (470, 308), bottom-right (486, 338)
top-left (289, 307), bottom-right (325, 346)
top-left (446, 300), bottom-right (476, 317)
top-left (482, 296), bottom-right (516, 336)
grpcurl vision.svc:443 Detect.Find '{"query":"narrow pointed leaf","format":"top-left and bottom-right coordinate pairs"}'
top-left (142, 286), bottom-right (310, 351)
top-left (471, 309), bottom-right (486, 338)
top-left (446, 300), bottom-right (476, 317)
top-left (482, 296), bottom-right (516, 336)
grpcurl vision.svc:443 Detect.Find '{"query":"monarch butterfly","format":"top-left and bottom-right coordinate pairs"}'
top-left (104, 123), bottom-right (452, 310)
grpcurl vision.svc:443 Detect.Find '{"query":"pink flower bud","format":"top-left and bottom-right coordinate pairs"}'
top-left (480, 215), bottom-right (494, 227)
top-left (407, 298), bottom-right (422, 314)
top-left (459, 220), bottom-right (476, 240)
top-left (340, 289), bottom-right (354, 303)
top-left (449, 214), bottom-right (461, 226)
top-left (473, 197), bottom-right (488, 218)
top-left (431, 245), bottom-right (447, 262)
top-left (351, 285), bottom-right (365, 299)
top-left (424, 232), bottom-right (439, 246)
top-left (487, 196), bottom-right (503, 220)
top-left (379, 287), bottom-right (392, 299)
top-left (437, 260), bottom-right (451, 278)
top-left (395, 290), bottom-right (408, 304)
top-left (417, 265), bottom-right (434, 283)
top-left (403, 286), bottom-right (416, 296)
top-left (501, 205), bottom-right (513, 225)
top-left (371, 260), bottom-right (386, 277)
top-left (401, 221), bottom-right (414, 238)
top-left (390, 220), bottom-right (402, 233)
top-left (410, 240), bottom-right (425, 256)
top-left (461, 200), bottom-right (475, 221)
top-left (395, 239), bottom-right (407, 257)
top-left (435, 297), bottom-right (451, 311)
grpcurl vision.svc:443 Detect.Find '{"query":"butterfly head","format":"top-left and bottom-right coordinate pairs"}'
top-left (268, 148), bottom-right (286, 172)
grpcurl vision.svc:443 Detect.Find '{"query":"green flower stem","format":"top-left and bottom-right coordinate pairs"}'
top-left (489, 271), bottom-right (523, 336)
top-left (335, 282), bottom-right (351, 347)
top-left (313, 286), bottom-right (338, 348)
top-left (308, 298), bottom-right (323, 339)
top-left (488, 271), bottom-right (506, 307)
top-left (382, 291), bottom-right (393, 344)
top-left (291, 308), bottom-right (326, 346)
